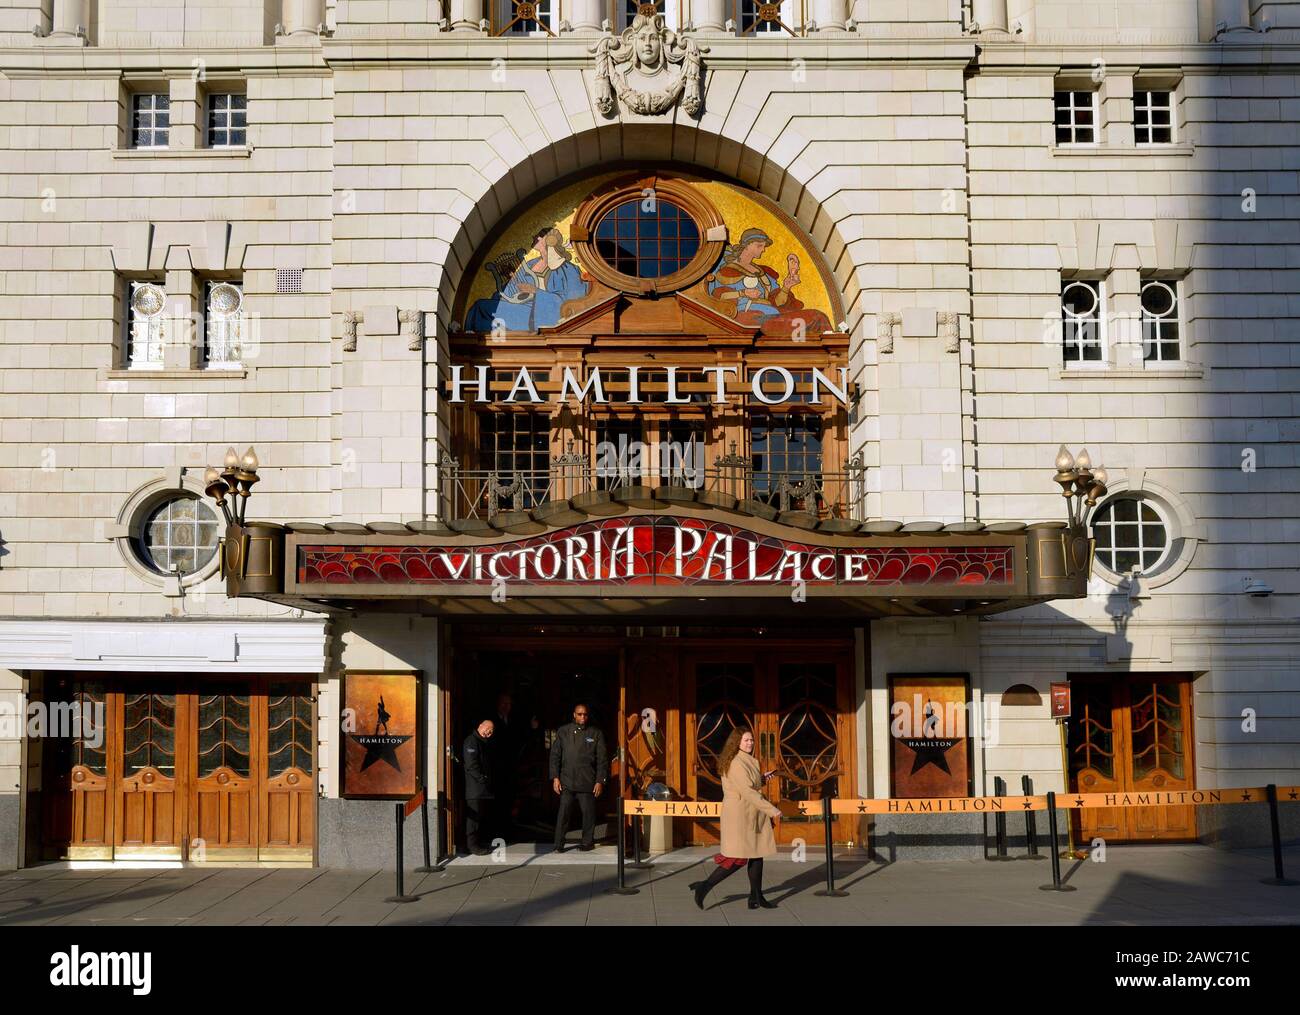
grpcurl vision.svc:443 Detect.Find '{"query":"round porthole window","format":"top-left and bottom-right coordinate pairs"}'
top-left (592, 199), bottom-right (702, 280)
top-left (1090, 495), bottom-right (1171, 577)
top-left (136, 494), bottom-right (221, 576)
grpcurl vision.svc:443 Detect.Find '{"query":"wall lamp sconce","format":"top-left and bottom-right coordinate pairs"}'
top-left (204, 446), bottom-right (260, 526)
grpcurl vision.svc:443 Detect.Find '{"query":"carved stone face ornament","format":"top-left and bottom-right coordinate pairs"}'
top-left (591, 14), bottom-right (708, 118)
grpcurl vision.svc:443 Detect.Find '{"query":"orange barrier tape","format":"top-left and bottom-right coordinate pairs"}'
top-left (621, 787), bottom-right (1300, 819)
top-left (798, 786), bottom-right (1300, 816)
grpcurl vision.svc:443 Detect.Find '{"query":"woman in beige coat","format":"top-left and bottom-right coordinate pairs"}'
top-left (691, 726), bottom-right (782, 909)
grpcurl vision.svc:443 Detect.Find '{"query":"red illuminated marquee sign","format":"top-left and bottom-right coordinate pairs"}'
top-left (297, 517), bottom-right (1014, 589)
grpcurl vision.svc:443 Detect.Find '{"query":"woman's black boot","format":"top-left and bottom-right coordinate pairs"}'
top-left (693, 864), bottom-right (735, 909)
top-left (747, 858), bottom-right (776, 909)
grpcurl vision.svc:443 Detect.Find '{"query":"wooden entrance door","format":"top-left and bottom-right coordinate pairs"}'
top-left (41, 677), bottom-right (315, 862)
top-left (1069, 674), bottom-right (1196, 842)
top-left (684, 647), bottom-right (855, 845)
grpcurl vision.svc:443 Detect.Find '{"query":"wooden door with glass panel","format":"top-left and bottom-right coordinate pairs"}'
top-left (1069, 674), bottom-right (1196, 842)
top-left (685, 648), bottom-right (854, 846)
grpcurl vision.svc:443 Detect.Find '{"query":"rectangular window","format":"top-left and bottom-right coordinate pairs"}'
top-left (1140, 277), bottom-right (1181, 363)
top-left (126, 280), bottom-right (166, 369)
top-left (594, 418), bottom-right (643, 491)
top-left (1134, 90), bottom-right (1174, 145)
top-left (751, 415), bottom-right (823, 508)
top-left (1054, 90), bottom-right (1097, 145)
top-left (1061, 279), bottom-right (1105, 366)
top-left (657, 421), bottom-right (707, 485)
top-left (204, 281), bottom-right (244, 367)
top-left (739, 0), bottom-right (784, 33)
top-left (498, 0), bottom-right (552, 33)
top-left (475, 411), bottom-right (552, 509)
top-left (131, 93), bottom-right (170, 148)
top-left (206, 93), bottom-right (247, 148)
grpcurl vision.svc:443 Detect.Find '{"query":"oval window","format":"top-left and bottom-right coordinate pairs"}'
top-left (136, 494), bottom-right (221, 576)
top-left (592, 198), bottom-right (702, 280)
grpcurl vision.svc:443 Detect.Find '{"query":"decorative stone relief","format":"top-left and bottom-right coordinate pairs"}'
top-left (342, 311), bottom-right (362, 352)
top-left (591, 14), bottom-right (707, 118)
top-left (939, 312), bottom-right (961, 353)
top-left (399, 309), bottom-right (425, 351)
top-left (876, 312), bottom-right (901, 354)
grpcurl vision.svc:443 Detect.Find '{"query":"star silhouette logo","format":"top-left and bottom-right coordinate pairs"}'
top-left (348, 695), bottom-right (411, 773)
top-left (901, 736), bottom-right (959, 776)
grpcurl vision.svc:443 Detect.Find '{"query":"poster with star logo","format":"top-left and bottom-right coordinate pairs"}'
top-left (341, 671), bottom-right (423, 799)
top-left (889, 675), bottom-right (971, 798)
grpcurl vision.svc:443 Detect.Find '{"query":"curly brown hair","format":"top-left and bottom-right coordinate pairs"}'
top-left (716, 726), bottom-right (751, 780)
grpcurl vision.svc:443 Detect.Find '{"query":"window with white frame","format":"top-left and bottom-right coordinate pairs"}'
top-left (1140, 276), bottom-right (1182, 363)
top-left (204, 281), bottom-right (244, 367)
top-left (1134, 90), bottom-right (1175, 145)
top-left (126, 280), bottom-right (166, 368)
top-left (1061, 279), bottom-right (1105, 365)
top-left (207, 93), bottom-right (247, 148)
top-left (1054, 90), bottom-right (1097, 145)
top-left (131, 93), bottom-right (170, 148)
top-left (1091, 495), bottom-right (1171, 576)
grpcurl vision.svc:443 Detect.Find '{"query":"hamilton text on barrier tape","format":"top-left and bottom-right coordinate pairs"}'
top-left (617, 787), bottom-right (1300, 818)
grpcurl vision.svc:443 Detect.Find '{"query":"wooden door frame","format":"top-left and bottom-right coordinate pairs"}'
top-left (1068, 672), bottom-right (1198, 843)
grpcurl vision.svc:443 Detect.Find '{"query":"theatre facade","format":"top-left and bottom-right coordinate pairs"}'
top-left (0, 0), bottom-right (1297, 867)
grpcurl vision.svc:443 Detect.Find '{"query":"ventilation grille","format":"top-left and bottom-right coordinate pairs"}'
top-left (275, 268), bottom-right (304, 294)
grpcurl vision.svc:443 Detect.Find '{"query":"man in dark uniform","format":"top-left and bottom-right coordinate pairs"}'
top-left (549, 703), bottom-right (608, 852)
top-left (463, 719), bottom-right (496, 856)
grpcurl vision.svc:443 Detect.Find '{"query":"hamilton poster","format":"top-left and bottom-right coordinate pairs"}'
top-left (889, 675), bottom-right (972, 798)
top-left (341, 672), bottom-right (422, 799)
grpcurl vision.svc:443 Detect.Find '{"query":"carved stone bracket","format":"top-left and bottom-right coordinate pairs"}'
top-left (939, 312), bottom-right (961, 353)
top-left (341, 310), bottom-right (362, 353)
top-left (876, 312), bottom-right (901, 354)
top-left (399, 309), bottom-right (424, 352)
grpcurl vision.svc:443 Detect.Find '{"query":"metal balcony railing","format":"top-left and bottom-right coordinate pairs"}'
top-left (489, 0), bottom-right (813, 37)
top-left (439, 442), bottom-right (866, 522)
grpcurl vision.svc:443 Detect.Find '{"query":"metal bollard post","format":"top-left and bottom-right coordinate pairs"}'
top-left (1021, 775), bottom-right (1043, 860)
top-left (1262, 784), bottom-right (1299, 887)
top-left (605, 795), bottom-right (640, 896)
top-left (415, 795), bottom-right (436, 873)
top-left (385, 803), bottom-right (419, 903)
top-left (1038, 792), bottom-right (1076, 893)
top-left (628, 801), bottom-right (654, 870)
top-left (814, 794), bottom-right (849, 897)
top-left (992, 776), bottom-right (1013, 861)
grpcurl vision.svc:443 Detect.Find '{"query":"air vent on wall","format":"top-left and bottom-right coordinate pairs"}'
top-left (275, 268), bottom-right (304, 293)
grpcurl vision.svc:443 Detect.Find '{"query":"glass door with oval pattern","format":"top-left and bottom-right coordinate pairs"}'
top-left (115, 688), bottom-right (187, 859)
top-left (767, 659), bottom-right (854, 845)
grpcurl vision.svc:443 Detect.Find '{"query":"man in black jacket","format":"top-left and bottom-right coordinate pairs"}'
top-left (549, 703), bottom-right (608, 852)
top-left (463, 719), bottom-right (496, 855)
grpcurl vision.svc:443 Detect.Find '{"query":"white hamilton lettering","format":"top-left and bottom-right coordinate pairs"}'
top-left (560, 365), bottom-right (607, 403)
top-left (449, 364), bottom-right (489, 403)
top-left (751, 365), bottom-right (795, 405)
top-left (505, 366), bottom-right (542, 403)
top-left (702, 365), bottom-right (739, 404)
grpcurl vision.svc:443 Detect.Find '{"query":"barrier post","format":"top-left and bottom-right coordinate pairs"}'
top-left (415, 794), bottom-right (436, 873)
top-left (605, 795), bottom-right (640, 896)
top-left (991, 777), bottom-right (1013, 861)
top-left (814, 794), bottom-right (849, 898)
top-left (1038, 792), bottom-right (1076, 893)
top-left (385, 803), bottom-right (420, 903)
top-left (1262, 784), bottom-right (1299, 887)
top-left (1021, 775), bottom-right (1043, 860)
top-left (628, 800), bottom-right (653, 870)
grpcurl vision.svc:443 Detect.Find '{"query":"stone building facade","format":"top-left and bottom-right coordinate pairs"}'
top-left (0, 0), bottom-right (1296, 867)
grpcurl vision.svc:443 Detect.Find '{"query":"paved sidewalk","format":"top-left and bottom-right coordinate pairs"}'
top-left (1, 846), bottom-right (1297, 926)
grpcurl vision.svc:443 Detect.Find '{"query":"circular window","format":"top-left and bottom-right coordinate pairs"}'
top-left (136, 494), bottom-right (220, 576)
top-left (1062, 280), bottom-right (1099, 319)
top-left (1091, 496), bottom-right (1170, 576)
top-left (592, 199), bottom-right (702, 280)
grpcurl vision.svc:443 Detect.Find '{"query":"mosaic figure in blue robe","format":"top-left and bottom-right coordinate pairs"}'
top-left (465, 227), bottom-right (589, 333)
